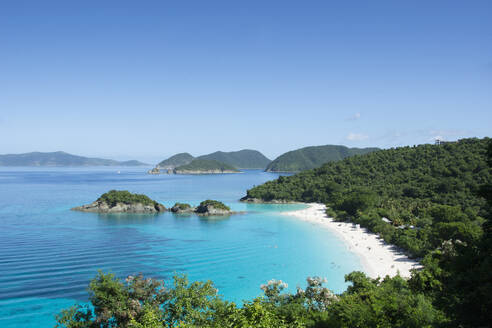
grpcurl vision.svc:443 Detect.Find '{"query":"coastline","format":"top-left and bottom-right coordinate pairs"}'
top-left (283, 203), bottom-right (421, 279)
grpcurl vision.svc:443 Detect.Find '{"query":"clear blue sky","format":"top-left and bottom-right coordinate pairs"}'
top-left (1, 0), bottom-right (491, 163)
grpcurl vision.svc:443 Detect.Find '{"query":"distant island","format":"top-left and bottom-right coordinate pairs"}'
top-left (150, 149), bottom-right (271, 174)
top-left (266, 145), bottom-right (380, 172)
top-left (174, 159), bottom-right (240, 174)
top-left (157, 153), bottom-right (194, 170)
top-left (0, 151), bottom-right (148, 167)
top-left (196, 150), bottom-right (271, 169)
top-left (72, 190), bottom-right (166, 213)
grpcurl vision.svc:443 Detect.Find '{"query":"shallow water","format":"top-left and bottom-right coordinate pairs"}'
top-left (0, 168), bottom-right (362, 327)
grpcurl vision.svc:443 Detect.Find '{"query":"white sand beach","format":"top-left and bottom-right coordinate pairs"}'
top-left (284, 203), bottom-right (421, 279)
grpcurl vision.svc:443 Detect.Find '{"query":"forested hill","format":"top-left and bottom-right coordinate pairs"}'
top-left (265, 145), bottom-right (379, 172)
top-left (245, 138), bottom-right (491, 257)
top-left (197, 149), bottom-right (271, 169)
top-left (157, 153), bottom-right (194, 169)
top-left (174, 159), bottom-right (239, 173)
top-left (0, 151), bottom-right (148, 166)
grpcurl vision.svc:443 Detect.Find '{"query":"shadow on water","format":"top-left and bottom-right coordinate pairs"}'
top-left (96, 213), bottom-right (164, 225)
top-left (170, 213), bottom-right (194, 218)
top-left (198, 215), bottom-right (231, 224)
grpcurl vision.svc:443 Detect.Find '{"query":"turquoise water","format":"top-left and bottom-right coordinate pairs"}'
top-left (0, 168), bottom-right (362, 327)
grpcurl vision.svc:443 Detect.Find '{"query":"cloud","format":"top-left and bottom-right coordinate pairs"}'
top-left (346, 112), bottom-right (361, 121)
top-left (346, 132), bottom-right (369, 141)
top-left (428, 129), bottom-right (470, 142)
top-left (431, 135), bottom-right (444, 142)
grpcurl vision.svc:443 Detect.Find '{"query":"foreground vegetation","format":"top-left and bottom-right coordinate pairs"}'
top-left (56, 271), bottom-right (445, 328)
top-left (58, 139), bottom-right (492, 327)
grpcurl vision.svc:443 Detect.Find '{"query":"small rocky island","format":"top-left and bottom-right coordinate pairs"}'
top-left (72, 190), bottom-right (166, 213)
top-left (170, 202), bottom-right (195, 213)
top-left (171, 200), bottom-right (233, 216)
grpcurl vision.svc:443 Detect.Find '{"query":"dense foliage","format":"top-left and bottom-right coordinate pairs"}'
top-left (247, 138), bottom-right (490, 257)
top-left (175, 159), bottom-right (239, 172)
top-left (157, 153), bottom-right (194, 169)
top-left (197, 200), bottom-right (231, 211)
top-left (56, 271), bottom-right (445, 328)
top-left (172, 202), bottom-right (192, 210)
top-left (244, 137), bottom-right (492, 326)
top-left (98, 190), bottom-right (159, 207)
top-left (266, 145), bottom-right (379, 172)
top-left (197, 149), bottom-right (271, 169)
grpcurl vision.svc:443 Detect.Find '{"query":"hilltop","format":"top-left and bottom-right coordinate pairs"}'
top-left (0, 151), bottom-right (148, 167)
top-left (265, 145), bottom-right (380, 172)
top-left (196, 149), bottom-right (271, 169)
top-left (153, 149), bottom-right (271, 174)
top-left (157, 153), bottom-right (194, 169)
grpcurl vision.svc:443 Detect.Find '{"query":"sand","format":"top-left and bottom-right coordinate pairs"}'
top-left (283, 203), bottom-right (421, 278)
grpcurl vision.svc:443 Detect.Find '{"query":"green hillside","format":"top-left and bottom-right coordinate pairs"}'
top-left (197, 149), bottom-right (271, 169)
top-left (266, 145), bottom-right (380, 172)
top-left (245, 138), bottom-right (491, 257)
top-left (174, 159), bottom-right (239, 172)
top-left (241, 138), bottom-right (492, 325)
top-left (157, 153), bottom-right (194, 169)
top-left (0, 151), bottom-right (148, 166)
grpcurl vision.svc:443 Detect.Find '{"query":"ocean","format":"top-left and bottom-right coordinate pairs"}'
top-left (0, 167), bottom-right (362, 327)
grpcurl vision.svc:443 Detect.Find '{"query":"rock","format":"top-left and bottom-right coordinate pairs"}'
top-left (72, 201), bottom-right (166, 213)
top-left (170, 203), bottom-right (195, 214)
top-left (239, 197), bottom-right (296, 204)
top-left (72, 190), bottom-right (166, 214)
top-left (195, 205), bottom-right (232, 215)
top-left (195, 200), bottom-right (232, 216)
top-left (148, 167), bottom-right (160, 174)
top-left (170, 200), bottom-right (234, 216)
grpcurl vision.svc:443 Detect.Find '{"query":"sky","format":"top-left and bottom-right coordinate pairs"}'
top-left (0, 0), bottom-right (491, 163)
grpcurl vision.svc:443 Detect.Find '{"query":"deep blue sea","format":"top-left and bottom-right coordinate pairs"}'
top-left (0, 167), bottom-right (362, 327)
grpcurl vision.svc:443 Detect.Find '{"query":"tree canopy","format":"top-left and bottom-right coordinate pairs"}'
top-left (97, 190), bottom-right (159, 207)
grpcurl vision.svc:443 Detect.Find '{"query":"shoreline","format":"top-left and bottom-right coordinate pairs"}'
top-left (283, 203), bottom-right (421, 279)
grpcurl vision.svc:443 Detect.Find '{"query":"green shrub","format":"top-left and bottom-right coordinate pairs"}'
top-left (198, 200), bottom-right (230, 211)
top-left (173, 202), bottom-right (192, 210)
top-left (97, 190), bottom-right (158, 207)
